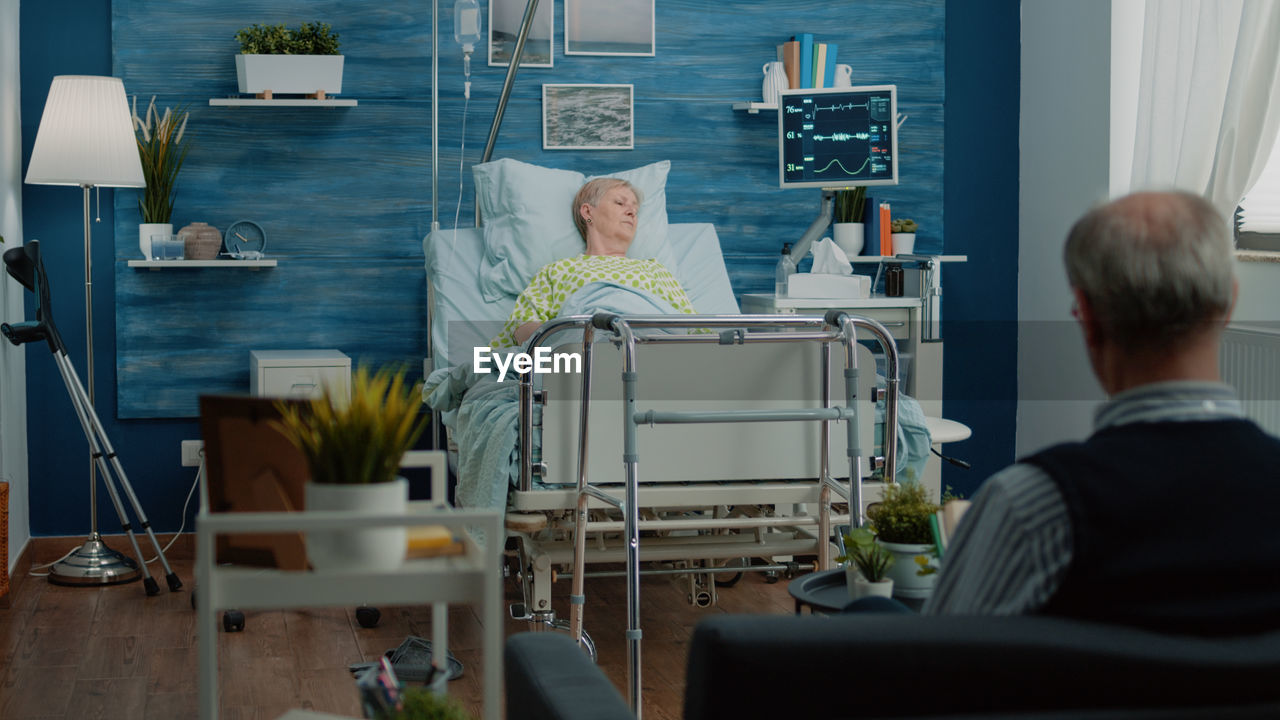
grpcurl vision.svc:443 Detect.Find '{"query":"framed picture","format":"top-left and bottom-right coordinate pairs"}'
top-left (489, 0), bottom-right (554, 68)
top-left (564, 0), bottom-right (655, 57)
top-left (542, 84), bottom-right (634, 150)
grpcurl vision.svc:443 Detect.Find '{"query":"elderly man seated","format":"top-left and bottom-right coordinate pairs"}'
top-left (925, 190), bottom-right (1280, 637)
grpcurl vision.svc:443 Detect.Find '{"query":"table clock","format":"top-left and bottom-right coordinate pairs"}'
top-left (224, 220), bottom-right (266, 257)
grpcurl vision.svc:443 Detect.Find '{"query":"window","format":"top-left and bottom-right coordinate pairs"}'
top-left (1238, 138), bottom-right (1280, 251)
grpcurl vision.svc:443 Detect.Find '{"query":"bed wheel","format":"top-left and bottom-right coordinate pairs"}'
top-left (223, 610), bottom-right (246, 632)
top-left (356, 606), bottom-right (382, 628)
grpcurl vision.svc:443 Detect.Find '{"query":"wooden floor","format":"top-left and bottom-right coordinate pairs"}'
top-left (0, 536), bottom-right (798, 719)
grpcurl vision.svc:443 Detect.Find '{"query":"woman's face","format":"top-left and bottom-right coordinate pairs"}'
top-left (585, 186), bottom-right (639, 245)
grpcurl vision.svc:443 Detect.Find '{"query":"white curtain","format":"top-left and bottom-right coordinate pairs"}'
top-left (1128, 0), bottom-right (1280, 221)
top-left (1, 0), bottom-right (30, 571)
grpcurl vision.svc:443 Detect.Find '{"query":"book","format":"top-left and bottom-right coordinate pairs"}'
top-left (813, 43), bottom-right (827, 88)
top-left (824, 43), bottom-right (838, 87)
top-left (863, 195), bottom-right (879, 255)
top-left (798, 33), bottom-right (814, 88)
top-left (782, 40), bottom-right (801, 92)
top-left (879, 202), bottom-right (892, 255)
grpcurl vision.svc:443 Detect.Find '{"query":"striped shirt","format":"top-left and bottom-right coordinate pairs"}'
top-left (923, 381), bottom-right (1245, 616)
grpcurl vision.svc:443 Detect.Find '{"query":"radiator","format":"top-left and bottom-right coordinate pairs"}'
top-left (1222, 324), bottom-right (1280, 436)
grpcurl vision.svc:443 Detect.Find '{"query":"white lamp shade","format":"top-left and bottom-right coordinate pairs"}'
top-left (25, 75), bottom-right (145, 188)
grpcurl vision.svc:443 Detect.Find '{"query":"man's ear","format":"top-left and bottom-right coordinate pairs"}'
top-left (1073, 287), bottom-right (1101, 349)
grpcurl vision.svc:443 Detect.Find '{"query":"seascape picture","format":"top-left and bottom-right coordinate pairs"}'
top-left (489, 0), bottom-right (554, 67)
top-left (565, 0), bottom-right (655, 56)
top-left (542, 84), bottom-right (634, 150)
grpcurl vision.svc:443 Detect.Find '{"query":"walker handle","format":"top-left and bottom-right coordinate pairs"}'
top-left (591, 312), bottom-right (620, 331)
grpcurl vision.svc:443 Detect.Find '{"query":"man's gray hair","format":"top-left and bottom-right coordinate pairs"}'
top-left (1064, 190), bottom-right (1235, 352)
top-left (571, 177), bottom-right (642, 242)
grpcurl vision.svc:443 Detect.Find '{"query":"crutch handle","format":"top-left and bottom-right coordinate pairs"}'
top-left (1, 321), bottom-right (46, 347)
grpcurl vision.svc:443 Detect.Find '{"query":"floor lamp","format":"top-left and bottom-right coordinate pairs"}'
top-left (24, 75), bottom-right (146, 585)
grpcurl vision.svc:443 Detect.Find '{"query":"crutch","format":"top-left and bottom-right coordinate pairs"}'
top-left (2, 240), bottom-right (182, 595)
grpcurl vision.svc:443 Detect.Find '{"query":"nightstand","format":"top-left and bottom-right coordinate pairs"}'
top-left (250, 349), bottom-right (351, 401)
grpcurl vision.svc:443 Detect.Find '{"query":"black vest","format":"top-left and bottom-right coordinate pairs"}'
top-left (1025, 419), bottom-right (1280, 636)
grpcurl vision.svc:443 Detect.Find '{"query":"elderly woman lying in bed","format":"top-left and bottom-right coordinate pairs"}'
top-left (490, 177), bottom-right (699, 348)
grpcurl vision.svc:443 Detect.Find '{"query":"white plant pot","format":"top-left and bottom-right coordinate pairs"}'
top-left (139, 222), bottom-right (172, 260)
top-left (878, 540), bottom-right (939, 600)
top-left (304, 477), bottom-right (407, 572)
top-left (846, 565), bottom-right (894, 601)
top-left (832, 222), bottom-right (865, 256)
top-left (236, 54), bottom-right (345, 96)
top-left (891, 232), bottom-right (916, 255)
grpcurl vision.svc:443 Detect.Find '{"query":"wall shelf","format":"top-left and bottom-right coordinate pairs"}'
top-left (732, 101), bottom-right (777, 114)
top-left (128, 259), bottom-right (278, 270)
top-left (209, 98), bottom-right (357, 107)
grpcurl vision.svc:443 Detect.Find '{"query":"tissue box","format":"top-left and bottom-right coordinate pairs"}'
top-left (787, 273), bottom-right (871, 299)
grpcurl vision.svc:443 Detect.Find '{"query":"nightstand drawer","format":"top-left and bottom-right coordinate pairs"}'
top-left (250, 349), bottom-right (351, 400)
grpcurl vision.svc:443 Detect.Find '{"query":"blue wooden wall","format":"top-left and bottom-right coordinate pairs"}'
top-left (110, 0), bottom-right (945, 418)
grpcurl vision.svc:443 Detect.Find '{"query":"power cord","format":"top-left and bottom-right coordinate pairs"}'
top-left (930, 446), bottom-right (971, 469)
top-left (145, 454), bottom-right (203, 564)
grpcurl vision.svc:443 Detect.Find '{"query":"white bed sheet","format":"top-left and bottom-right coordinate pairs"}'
top-left (423, 223), bottom-right (740, 370)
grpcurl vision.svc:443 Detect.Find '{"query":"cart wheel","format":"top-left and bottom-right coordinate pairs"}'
top-left (223, 610), bottom-right (246, 632)
top-left (355, 606), bottom-right (382, 629)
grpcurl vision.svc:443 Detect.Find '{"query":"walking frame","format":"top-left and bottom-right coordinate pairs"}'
top-left (2, 240), bottom-right (181, 595)
top-left (510, 309), bottom-right (899, 717)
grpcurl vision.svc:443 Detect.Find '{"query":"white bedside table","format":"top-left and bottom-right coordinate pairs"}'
top-left (250, 349), bottom-right (351, 401)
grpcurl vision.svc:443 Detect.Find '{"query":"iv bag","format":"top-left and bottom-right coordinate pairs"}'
top-left (454, 0), bottom-right (482, 51)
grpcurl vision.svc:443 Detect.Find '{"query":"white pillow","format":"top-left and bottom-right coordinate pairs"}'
top-left (473, 158), bottom-right (676, 302)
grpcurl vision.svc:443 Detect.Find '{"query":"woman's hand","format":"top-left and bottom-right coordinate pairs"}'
top-left (513, 321), bottom-right (542, 344)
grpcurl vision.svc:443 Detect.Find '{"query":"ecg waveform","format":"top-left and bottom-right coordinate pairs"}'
top-left (814, 102), bottom-right (870, 113)
top-left (813, 132), bottom-right (870, 142)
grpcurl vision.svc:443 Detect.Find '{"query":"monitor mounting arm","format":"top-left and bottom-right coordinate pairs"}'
top-left (791, 188), bottom-right (836, 262)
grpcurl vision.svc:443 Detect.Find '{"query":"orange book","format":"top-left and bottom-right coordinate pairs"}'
top-left (879, 203), bottom-right (892, 255)
top-left (782, 41), bottom-right (800, 92)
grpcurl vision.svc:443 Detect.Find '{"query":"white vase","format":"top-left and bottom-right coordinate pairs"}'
top-left (832, 222), bottom-right (865, 257)
top-left (236, 54), bottom-right (345, 96)
top-left (139, 222), bottom-right (172, 260)
top-left (846, 565), bottom-right (894, 601)
top-left (891, 232), bottom-right (916, 255)
top-left (304, 477), bottom-right (408, 572)
top-left (878, 540), bottom-right (939, 600)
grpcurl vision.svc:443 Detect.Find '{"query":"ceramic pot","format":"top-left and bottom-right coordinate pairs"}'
top-left (832, 222), bottom-right (865, 256)
top-left (879, 540), bottom-right (939, 600)
top-left (846, 565), bottom-right (894, 601)
top-left (762, 61), bottom-right (788, 105)
top-left (304, 477), bottom-right (408, 572)
top-left (834, 64), bottom-right (853, 88)
top-left (179, 222), bottom-right (222, 260)
top-left (139, 222), bottom-right (172, 260)
top-left (891, 232), bottom-right (916, 255)
top-left (236, 54), bottom-right (345, 96)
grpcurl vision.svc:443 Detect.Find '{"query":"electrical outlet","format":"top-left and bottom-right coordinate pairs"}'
top-left (181, 440), bottom-right (204, 467)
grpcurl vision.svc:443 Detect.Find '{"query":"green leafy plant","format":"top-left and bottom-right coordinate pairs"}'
top-left (891, 218), bottom-right (919, 233)
top-left (274, 365), bottom-right (428, 485)
top-left (833, 186), bottom-right (867, 224)
top-left (131, 96), bottom-right (190, 224)
top-left (374, 686), bottom-right (474, 720)
top-left (237, 22), bottom-right (341, 54)
top-left (867, 482), bottom-right (940, 546)
top-left (836, 526), bottom-right (894, 582)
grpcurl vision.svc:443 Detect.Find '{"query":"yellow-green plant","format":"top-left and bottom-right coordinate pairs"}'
top-left (274, 365), bottom-right (428, 485)
top-left (891, 218), bottom-right (919, 233)
top-left (836, 526), bottom-right (894, 582)
top-left (131, 96), bottom-right (190, 224)
top-left (374, 686), bottom-right (474, 720)
top-left (867, 481), bottom-right (939, 545)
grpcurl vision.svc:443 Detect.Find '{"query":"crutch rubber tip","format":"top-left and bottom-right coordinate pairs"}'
top-left (144, 577), bottom-right (160, 596)
top-left (355, 606), bottom-right (382, 628)
top-left (223, 610), bottom-right (246, 632)
top-left (166, 572), bottom-right (183, 592)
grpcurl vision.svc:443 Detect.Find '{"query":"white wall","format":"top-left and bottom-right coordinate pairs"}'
top-left (1017, 0), bottom-right (1112, 457)
top-left (1, 0), bottom-right (31, 576)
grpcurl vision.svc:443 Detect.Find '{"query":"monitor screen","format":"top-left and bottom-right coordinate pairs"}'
top-left (777, 85), bottom-right (898, 189)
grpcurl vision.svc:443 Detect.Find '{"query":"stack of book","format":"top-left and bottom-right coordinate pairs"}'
top-left (779, 34), bottom-right (839, 91)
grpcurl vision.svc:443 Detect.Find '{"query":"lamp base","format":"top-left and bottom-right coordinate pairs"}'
top-left (47, 534), bottom-right (141, 586)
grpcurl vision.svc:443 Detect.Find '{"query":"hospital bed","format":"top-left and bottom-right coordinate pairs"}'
top-left (423, 222), bottom-right (900, 707)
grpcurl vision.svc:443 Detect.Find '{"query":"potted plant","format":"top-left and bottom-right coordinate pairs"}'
top-left (891, 217), bottom-right (919, 255)
top-left (837, 526), bottom-right (895, 601)
top-left (378, 686), bottom-right (474, 720)
top-left (131, 96), bottom-right (190, 260)
top-left (274, 365), bottom-right (428, 571)
top-left (866, 481), bottom-right (940, 599)
top-left (234, 22), bottom-right (344, 99)
top-left (832, 186), bottom-right (867, 256)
